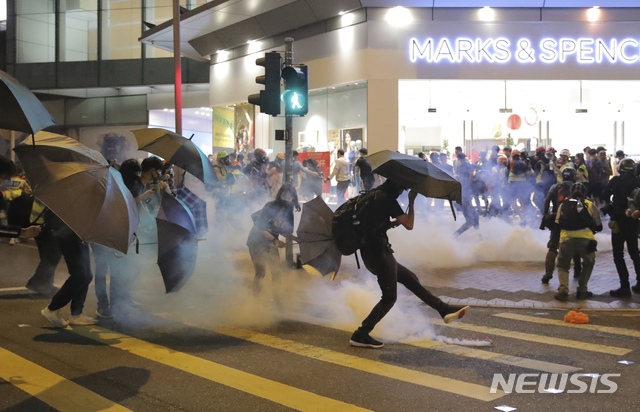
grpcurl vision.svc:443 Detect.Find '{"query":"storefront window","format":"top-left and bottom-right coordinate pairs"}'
top-left (16, 0), bottom-right (55, 63)
top-left (399, 79), bottom-right (640, 160)
top-left (60, 0), bottom-right (98, 61)
top-left (101, 0), bottom-right (142, 60)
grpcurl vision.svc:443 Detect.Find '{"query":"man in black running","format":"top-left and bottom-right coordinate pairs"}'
top-left (349, 179), bottom-right (469, 349)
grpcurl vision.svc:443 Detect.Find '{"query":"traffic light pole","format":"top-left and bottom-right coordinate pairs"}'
top-left (284, 37), bottom-right (294, 266)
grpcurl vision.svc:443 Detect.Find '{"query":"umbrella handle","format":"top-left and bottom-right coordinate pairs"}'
top-left (449, 200), bottom-right (457, 221)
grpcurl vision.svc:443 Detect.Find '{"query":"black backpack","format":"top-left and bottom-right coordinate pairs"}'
top-left (331, 190), bottom-right (380, 256)
top-left (558, 198), bottom-right (596, 231)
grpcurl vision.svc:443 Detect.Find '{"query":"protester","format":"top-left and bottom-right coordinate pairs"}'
top-left (40, 209), bottom-right (96, 327)
top-left (349, 179), bottom-right (469, 349)
top-left (0, 155), bottom-right (40, 239)
top-left (25, 199), bottom-right (61, 298)
top-left (246, 184), bottom-right (299, 295)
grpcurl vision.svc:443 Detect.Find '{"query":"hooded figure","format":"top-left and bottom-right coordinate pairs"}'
top-left (246, 184), bottom-right (299, 294)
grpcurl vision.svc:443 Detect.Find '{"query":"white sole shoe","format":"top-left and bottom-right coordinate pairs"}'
top-left (442, 306), bottom-right (469, 324)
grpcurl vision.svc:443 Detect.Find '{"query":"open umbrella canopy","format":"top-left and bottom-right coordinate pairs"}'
top-left (14, 133), bottom-right (139, 253)
top-left (0, 70), bottom-right (55, 136)
top-left (367, 150), bottom-right (462, 204)
top-left (296, 196), bottom-right (341, 278)
top-left (156, 192), bottom-right (198, 293)
top-left (132, 128), bottom-right (217, 187)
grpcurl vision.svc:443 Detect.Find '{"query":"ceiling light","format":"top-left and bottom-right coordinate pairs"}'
top-left (385, 6), bottom-right (413, 26)
top-left (479, 6), bottom-right (495, 21)
top-left (338, 11), bottom-right (345, 15)
top-left (341, 12), bottom-right (355, 25)
top-left (587, 6), bottom-right (600, 21)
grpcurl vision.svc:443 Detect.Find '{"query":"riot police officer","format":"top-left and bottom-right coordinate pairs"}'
top-left (601, 158), bottom-right (640, 297)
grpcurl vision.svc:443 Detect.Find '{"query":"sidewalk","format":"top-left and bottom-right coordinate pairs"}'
top-left (336, 249), bottom-right (640, 311)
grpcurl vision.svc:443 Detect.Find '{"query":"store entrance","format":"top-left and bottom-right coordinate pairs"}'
top-left (399, 80), bottom-right (640, 161)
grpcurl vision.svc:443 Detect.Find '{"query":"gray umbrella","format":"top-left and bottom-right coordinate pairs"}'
top-left (296, 196), bottom-right (341, 278)
top-left (132, 128), bottom-right (218, 187)
top-left (0, 70), bottom-right (55, 140)
top-left (367, 150), bottom-right (462, 204)
top-left (14, 133), bottom-right (139, 254)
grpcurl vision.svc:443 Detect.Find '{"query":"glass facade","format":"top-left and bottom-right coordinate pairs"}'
top-left (101, 0), bottom-right (142, 60)
top-left (60, 0), bottom-right (98, 61)
top-left (16, 0), bottom-right (55, 63)
top-left (16, 0), bottom-right (204, 62)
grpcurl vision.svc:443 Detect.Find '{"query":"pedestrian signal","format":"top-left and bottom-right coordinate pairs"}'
top-left (281, 64), bottom-right (308, 116)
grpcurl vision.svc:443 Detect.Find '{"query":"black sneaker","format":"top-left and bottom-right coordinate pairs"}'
top-left (609, 288), bottom-right (632, 298)
top-left (541, 275), bottom-right (552, 284)
top-left (576, 291), bottom-right (593, 300)
top-left (440, 305), bottom-right (470, 324)
top-left (349, 330), bottom-right (384, 349)
top-left (554, 291), bottom-right (569, 302)
top-left (632, 284), bottom-right (640, 294)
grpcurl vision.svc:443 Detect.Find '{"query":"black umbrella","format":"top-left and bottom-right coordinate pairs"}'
top-left (367, 150), bottom-right (462, 204)
top-left (296, 196), bottom-right (341, 278)
top-left (156, 192), bottom-right (198, 293)
top-left (0, 70), bottom-right (55, 142)
top-left (132, 128), bottom-right (217, 187)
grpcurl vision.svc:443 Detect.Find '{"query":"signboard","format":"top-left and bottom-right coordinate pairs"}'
top-left (297, 151), bottom-right (331, 193)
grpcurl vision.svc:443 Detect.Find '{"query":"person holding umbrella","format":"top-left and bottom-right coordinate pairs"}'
top-left (0, 155), bottom-right (40, 239)
top-left (40, 209), bottom-right (97, 327)
top-left (246, 183), bottom-right (300, 295)
top-left (349, 178), bottom-right (469, 349)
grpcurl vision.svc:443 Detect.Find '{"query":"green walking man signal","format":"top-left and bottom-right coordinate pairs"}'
top-left (247, 52), bottom-right (309, 117)
top-left (281, 64), bottom-right (308, 116)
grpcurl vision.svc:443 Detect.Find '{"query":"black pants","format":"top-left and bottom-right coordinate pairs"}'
top-left (358, 243), bottom-right (446, 334)
top-left (612, 219), bottom-right (640, 288)
top-left (48, 236), bottom-right (93, 316)
top-left (27, 229), bottom-right (62, 288)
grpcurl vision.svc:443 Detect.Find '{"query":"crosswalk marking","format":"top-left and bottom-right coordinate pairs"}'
top-left (0, 347), bottom-right (131, 412)
top-left (430, 320), bottom-right (632, 356)
top-left (211, 326), bottom-right (505, 402)
top-left (408, 339), bottom-right (581, 374)
top-left (69, 326), bottom-right (370, 411)
top-left (154, 312), bottom-right (504, 402)
top-left (282, 313), bottom-right (580, 374)
top-left (494, 312), bottom-right (640, 339)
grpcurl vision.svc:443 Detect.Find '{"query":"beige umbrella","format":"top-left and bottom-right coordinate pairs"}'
top-left (14, 132), bottom-right (139, 253)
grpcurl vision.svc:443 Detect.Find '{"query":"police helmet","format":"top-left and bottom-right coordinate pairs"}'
top-left (618, 157), bottom-right (636, 174)
top-left (561, 166), bottom-right (576, 181)
top-left (570, 182), bottom-right (586, 198)
top-left (253, 148), bottom-right (267, 163)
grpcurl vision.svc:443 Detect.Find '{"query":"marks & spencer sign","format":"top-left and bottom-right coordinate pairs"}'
top-left (410, 37), bottom-right (640, 65)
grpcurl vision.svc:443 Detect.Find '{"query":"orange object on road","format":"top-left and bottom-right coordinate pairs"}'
top-left (564, 310), bottom-right (590, 324)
